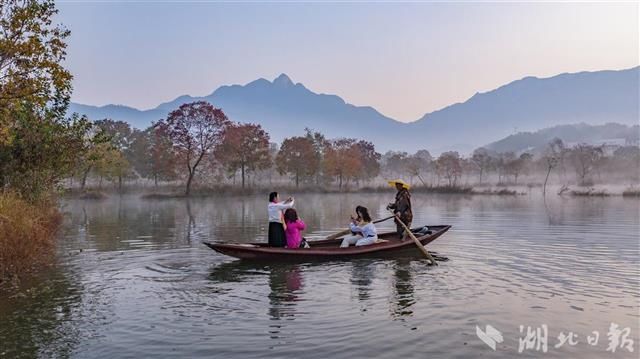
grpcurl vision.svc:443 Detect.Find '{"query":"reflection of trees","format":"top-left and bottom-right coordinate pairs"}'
top-left (61, 197), bottom-right (180, 251)
top-left (186, 199), bottom-right (195, 243)
top-left (207, 196), bottom-right (264, 243)
top-left (350, 260), bottom-right (374, 302)
top-left (543, 195), bottom-right (565, 225)
top-left (390, 258), bottom-right (416, 320)
top-left (0, 270), bottom-right (81, 358)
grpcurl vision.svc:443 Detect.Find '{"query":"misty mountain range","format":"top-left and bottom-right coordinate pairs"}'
top-left (68, 66), bottom-right (639, 154)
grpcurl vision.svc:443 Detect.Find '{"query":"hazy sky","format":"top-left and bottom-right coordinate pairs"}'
top-left (57, 1), bottom-right (639, 122)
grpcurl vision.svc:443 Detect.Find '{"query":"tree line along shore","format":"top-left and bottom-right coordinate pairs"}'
top-left (66, 111), bottom-right (639, 199)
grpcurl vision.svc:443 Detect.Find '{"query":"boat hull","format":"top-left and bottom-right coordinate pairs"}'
top-left (203, 225), bottom-right (451, 261)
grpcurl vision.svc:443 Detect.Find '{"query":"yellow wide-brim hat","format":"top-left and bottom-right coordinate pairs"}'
top-left (388, 179), bottom-right (410, 189)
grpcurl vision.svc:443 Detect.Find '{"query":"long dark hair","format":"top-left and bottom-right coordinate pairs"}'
top-left (284, 208), bottom-right (298, 223)
top-left (269, 191), bottom-right (278, 202)
top-left (356, 206), bottom-right (372, 222)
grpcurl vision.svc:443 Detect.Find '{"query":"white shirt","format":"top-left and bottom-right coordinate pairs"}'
top-left (349, 221), bottom-right (378, 238)
top-left (268, 200), bottom-right (295, 223)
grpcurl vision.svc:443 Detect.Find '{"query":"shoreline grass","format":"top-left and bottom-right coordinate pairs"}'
top-left (0, 193), bottom-right (62, 285)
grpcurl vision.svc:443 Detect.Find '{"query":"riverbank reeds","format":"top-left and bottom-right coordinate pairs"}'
top-left (622, 187), bottom-right (640, 197)
top-left (570, 188), bottom-right (611, 197)
top-left (0, 193), bottom-right (62, 284)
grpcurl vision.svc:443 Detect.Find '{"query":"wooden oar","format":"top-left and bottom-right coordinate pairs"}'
top-left (392, 211), bottom-right (438, 265)
top-left (324, 215), bottom-right (394, 241)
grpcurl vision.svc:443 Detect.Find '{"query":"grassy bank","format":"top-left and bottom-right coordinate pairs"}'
top-left (0, 193), bottom-right (62, 285)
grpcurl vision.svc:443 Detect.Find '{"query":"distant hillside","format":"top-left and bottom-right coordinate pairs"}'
top-left (484, 123), bottom-right (640, 154)
top-left (408, 67), bottom-right (639, 153)
top-left (68, 67), bottom-right (640, 153)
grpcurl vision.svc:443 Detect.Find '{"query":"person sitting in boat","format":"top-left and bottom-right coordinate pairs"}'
top-left (284, 208), bottom-right (308, 248)
top-left (386, 179), bottom-right (413, 239)
top-left (268, 192), bottom-right (294, 247)
top-left (340, 206), bottom-right (378, 248)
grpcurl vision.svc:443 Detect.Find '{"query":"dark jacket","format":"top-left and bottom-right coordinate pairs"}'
top-left (389, 188), bottom-right (413, 225)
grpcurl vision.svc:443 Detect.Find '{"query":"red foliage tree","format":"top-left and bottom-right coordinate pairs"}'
top-left (323, 138), bottom-right (363, 189)
top-left (354, 140), bottom-right (381, 183)
top-left (276, 136), bottom-right (319, 188)
top-left (217, 123), bottom-right (271, 188)
top-left (156, 101), bottom-right (230, 195)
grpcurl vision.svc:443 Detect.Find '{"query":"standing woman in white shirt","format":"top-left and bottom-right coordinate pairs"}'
top-left (267, 191), bottom-right (294, 247)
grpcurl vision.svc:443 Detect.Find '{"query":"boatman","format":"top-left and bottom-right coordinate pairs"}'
top-left (386, 179), bottom-right (412, 239)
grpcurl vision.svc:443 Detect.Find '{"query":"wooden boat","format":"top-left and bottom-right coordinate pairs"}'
top-left (203, 225), bottom-right (451, 261)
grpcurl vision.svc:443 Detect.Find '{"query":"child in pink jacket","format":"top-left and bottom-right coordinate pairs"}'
top-left (284, 208), bottom-right (306, 248)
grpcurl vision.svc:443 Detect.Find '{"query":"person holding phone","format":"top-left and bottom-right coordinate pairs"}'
top-left (267, 191), bottom-right (294, 247)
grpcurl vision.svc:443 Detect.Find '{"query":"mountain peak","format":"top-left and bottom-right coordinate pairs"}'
top-left (273, 73), bottom-right (294, 87)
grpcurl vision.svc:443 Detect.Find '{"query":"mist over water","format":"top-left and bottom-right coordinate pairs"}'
top-left (1, 193), bottom-right (638, 358)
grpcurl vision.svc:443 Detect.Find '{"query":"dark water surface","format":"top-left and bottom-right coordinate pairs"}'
top-left (1, 193), bottom-right (638, 358)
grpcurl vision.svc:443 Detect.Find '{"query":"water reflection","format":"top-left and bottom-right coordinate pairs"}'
top-left (0, 193), bottom-right (636, 358)
top-left (0, 270), bottom-right (81, 358)
top-left (268, 264), bottom-right (304, 321)
top-left (62, 197), bottom-right (182, 251)
top-left (390, 258), bottom-right (416, 320)
top-left (350, 260), bottom-right (375, 302)
top-left (208, 261), bottom-right (305, 321)
top-left (208, 260), bottom-right (269, 283)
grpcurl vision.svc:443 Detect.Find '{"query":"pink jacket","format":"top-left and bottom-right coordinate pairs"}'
top-left (285, 219), bottom-right (306, 248)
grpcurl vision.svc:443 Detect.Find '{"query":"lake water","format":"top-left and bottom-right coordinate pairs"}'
top-left (1, 193), bottom-right (638, 358)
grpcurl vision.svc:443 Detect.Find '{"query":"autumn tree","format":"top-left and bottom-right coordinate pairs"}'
top-left (0, 0), bottom-right (72, 128)
top-left (94, 119), bottom-right (134, 152)
top-left (156, 101), bottom-right (230, 195)
top-left (148, 125), bottom-right (178, 186)
top-left (436, 151), bottom-right (462, 187)
top-left (323, 138), bottom-right (362, 189)
top-left (304, 128), bottom-right (327, 185)
top-left (217, 123), bottom-right (271, 188)
top-left (1, 107), bottom-right (92, 200)
top-left (353, 140), bottom-right (381, 183)
top-left (93, 145), bottom-right (132, 191)
top-left (276, 136), bottom-right (319, 188)
top-left (0, 0), bottom-right (90, 201)
top-left (75, 127), bottom-right (112, 191)
top-left (126, 126), bottom-right (178, 187)
top-left (92, 119), bottom-right (136, 189)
